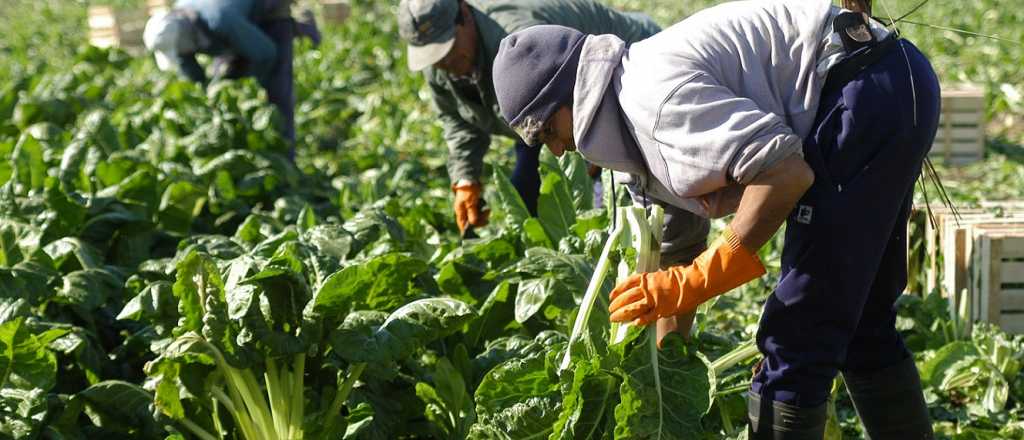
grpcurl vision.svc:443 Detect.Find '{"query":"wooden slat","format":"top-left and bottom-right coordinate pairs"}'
top-left (322, 1), bottom-right (351, 23)
top-left (970, 221), bottom-right (1024, 228)
top-left (929, 146), bottom-right (982, 156)
top-left (1001, 290), bottom-right (1024, 312)
top-left (971, 233), bottom-right (983, 323)
top-left (116, 9), bottom-right (148, 23)
top-left (89, 28), bottom-right (118, 37)
top-left (969, 226), bottom-right (1024, 241)
top-left (999, 313), bottom-right (1024, 334)
top-left (987, 237), bottom-right (1003, 324)
top-left (965, 220), bottom-right (1024, 234)
top-left (88, 6), bottom-right (115, 21)
top-left (943, 156), bottom-right (985, 166)
top-left (981, 201), bottom-right (1024, 210)
top-left (1002, 262), bottom-right (1024, 284)
top-left (147, 0), bottom-right (170, 16)
top-left (952, 213), bottom-right (1021, 221)
top-left (89, 35), bottom-right (119, 48)
top-left (941, 95), bottom-right (984, 111)
top-left (89, 16), bottom-right (116, 29)
top-left (87, 6), bottom-right (147, 49)
top-left (1000, 236), bottom-right (1024, 257)
top-left (942, 89), bottom-right (985, 99)
top-left (936, 127), bottom-right (984, 142)
top-left (934, 88), bottom-right (984, 164)
top-left (915, 205), bottom-right (987, 216)
top-left (928, 148), bottom-right (982, 156)
top-left (930, 146), bottom-right (982, 162)
top-left (943, 223), bottom-right (968, 301)
top-left (925, 214), bottom-right (938, 293)
top-left (940, 216), bottom-right (1024, 249)
top-left (939, 112), bottom-right (983, 125)
top-left (929, 144), bottom-right (983, 155)
top-left (918, 205), bottom-right (1024, 299)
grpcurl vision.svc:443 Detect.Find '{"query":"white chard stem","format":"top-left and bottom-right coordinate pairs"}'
top-left (561, 210), bottom-right (626, 371)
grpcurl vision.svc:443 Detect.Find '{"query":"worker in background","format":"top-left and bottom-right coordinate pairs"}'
top-left (143, 0), bottom-right (320, 155)
top-left (398, 0), bottom-right (685, 235)
top-left (491, 0), bottom-right (939, 437)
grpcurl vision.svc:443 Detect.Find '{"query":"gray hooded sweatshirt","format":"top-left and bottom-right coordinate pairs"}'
top-left (574, 0), bottom-right (890, 225)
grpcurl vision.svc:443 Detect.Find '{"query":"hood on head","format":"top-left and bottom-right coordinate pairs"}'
top-left (572, 35), bottom-right (645, 176)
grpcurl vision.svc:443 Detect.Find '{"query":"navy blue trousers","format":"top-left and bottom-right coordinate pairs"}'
top-left (212, 17), bottom-right (296, 150)
top-left (257, 18), bottom-right (295, 148)
top-left (750, 40), bottom-right (941, 407)
top-left (512, 140), bottom-right (541, 216)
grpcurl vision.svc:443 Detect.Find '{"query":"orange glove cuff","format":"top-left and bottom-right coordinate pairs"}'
top-left (451, 180), bottom-right (480, 192)
top-left (674, 226), bottom-right (767, 312)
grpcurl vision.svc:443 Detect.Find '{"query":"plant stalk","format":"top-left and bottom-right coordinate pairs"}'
top-left (561, 211), bottom-right (626, 371)
top-left (710, 340), bottom-right (760, 375)
top-left (322, 362), bottom-right (367, 437)
top-left (178, 417), bottom-right (220, 440)
top-left (213, 387), bottom-right (259, 440)
top-left (288, 354), bottom-right (306, 439)
top-left (265, 359), bottom-right (289, 438)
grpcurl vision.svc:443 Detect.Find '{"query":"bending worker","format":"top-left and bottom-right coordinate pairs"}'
top-left (143, 0), bottom-right (320, 152)
top-left (397, 0), bottom-right (666, 234)
top-left (491, 0), bottom-right (939, 438)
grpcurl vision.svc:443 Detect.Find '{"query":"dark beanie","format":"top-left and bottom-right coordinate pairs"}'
top-left (493, 25), bottom-right (586, 146)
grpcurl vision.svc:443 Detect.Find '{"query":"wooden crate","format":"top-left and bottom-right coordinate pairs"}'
top-left (147, 0), bottom-right (171, 17)
top-left (321, 0), bottom-right (350, 24)
top-left (910, 204), bottom-right (1024, 294)
top-left (930, 88), bottom-right (985, 165)
top-left (943, 218), bottom-right (1024, 306)
top-left (914, 206), bottom-right (986, 293)
top-left (88, 6), bottom-right (148, 50)
top-left (969, 228), bottom-right (1024, 334)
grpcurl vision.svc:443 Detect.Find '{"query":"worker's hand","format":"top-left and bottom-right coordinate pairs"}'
top-left (452, 180), bottom-right (489, 234)
top-left (609, 226), bottom-right (766, 326)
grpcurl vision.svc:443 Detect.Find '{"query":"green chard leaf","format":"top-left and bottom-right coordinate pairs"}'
top-left (613, 332), bottom-right (714, 440)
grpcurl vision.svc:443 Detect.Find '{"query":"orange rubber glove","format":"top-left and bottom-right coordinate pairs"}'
top-left (452, 181), bottom-right (489, 234)
top-left (609, 226), bottom-right (766, 326)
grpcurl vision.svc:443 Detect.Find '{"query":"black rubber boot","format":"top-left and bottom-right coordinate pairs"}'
top-left (842, 356), bottom-right (935, 439)
top-left (747, 392), bottom-right (827, 440)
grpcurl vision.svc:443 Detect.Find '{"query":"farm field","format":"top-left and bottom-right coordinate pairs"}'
top-left (0, 0), bottom-right (1023, 439)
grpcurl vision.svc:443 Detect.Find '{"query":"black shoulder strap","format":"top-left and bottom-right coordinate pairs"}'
top-left (821, 33), bottom-right (899, 98)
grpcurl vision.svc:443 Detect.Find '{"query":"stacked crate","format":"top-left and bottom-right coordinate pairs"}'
top-left (321, 0), bottom-right (351, 24)
top-left (918, 202), bottom-right (1024, 334)
top-left (929, 87), bottom-right (986, 165)
top-left (147, 0), bottom-right (172, 17)
top-left (969, 226), bottom-right (1024, 333)
top-left (88, 5), bottom-right (148, 51)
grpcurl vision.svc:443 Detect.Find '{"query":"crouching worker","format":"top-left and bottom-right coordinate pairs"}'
top-left (397, 0), bottom-right (667, 235)
top-left (143, 0), bottom-right (321, 153)
top-left (491, 0), bottom-right (939, 437)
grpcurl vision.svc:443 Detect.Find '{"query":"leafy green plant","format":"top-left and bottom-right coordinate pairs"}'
top-left (0, 0), bottom-right (1021, 438)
